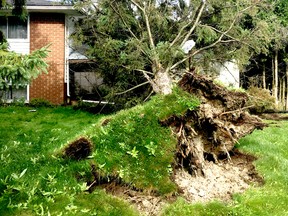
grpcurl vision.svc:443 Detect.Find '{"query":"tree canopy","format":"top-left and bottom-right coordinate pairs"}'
top-left (71, 0), bottom-right (281, 105)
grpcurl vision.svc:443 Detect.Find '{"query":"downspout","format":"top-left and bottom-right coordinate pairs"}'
top-left (27, 15), bottom-right (30, 103)
top-left (65, 15), bottom-right (70, 100)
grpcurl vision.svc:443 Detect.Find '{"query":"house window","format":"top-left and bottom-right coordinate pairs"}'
top-left (0, 16), bottom-right (27, 39)
top-left (1, 85), bottom-right (28, 102)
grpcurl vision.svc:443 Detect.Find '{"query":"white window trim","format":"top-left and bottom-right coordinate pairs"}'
top-left (3, 15), bottom-right (30, 43)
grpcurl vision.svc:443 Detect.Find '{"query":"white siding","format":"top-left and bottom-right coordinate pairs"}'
top-left (216, 61), bottom-right (240, 88)
top-left (8, 40), bottom-right (30, 54)
top-left (67, 16), bottom-right (87, 60)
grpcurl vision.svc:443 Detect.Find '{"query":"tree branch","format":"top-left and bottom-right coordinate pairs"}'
top-left (169, 23), bottom-right (190, 48)
top-left (115, 81), bottom-right (150, 95)
top-left (130, 0), bottom-right (159, 70)
top-left (130, 0), bottom-right (144, 12)
top-left (135, 69), bottom-right (154, 75)
top-left (180, 1), bottom-right (206, 47)
top-left (170, 4), bottom-right (255, 71)
top-left (109, 2), bottom-right (139, 41)
top-left (198, 24), bottom-right (254, 49)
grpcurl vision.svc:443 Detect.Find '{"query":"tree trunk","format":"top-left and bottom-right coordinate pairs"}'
top-left (286, 65), bottom-right (288, 111)
top-left (282, 78), bottom-right (285, 110)
top-left (273, 51), bottom-right (279, 108)
top-left (153, 68), bottom-right (173, 95)
top-left (262, 65), bottom-right (266, 89)
top-left (279, 78), bottom-right (282, 108)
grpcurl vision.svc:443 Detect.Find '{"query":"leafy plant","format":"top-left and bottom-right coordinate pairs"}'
top-left (127, 147), bottom-right (139, 159)
top-left (0, 44), bottom-right (50, 90)
top-left (29, 98), bottom-right (52, 107)
top-left (246, 87), bottom-right (275, 113)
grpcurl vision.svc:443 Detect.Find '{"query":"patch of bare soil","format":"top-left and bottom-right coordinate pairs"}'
top-left (174, 150), bottom-right (263, 203)
top-left (102, 150), bottom-right (263, 216)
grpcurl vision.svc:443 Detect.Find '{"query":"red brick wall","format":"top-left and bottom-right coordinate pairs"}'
top-left (29, 13), bottom-right (66, 105)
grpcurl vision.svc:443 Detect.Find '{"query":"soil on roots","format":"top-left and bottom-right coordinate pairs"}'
top-left (168, 73), bottom-right (266, 176)
top-left (63, 137), bottom-right (93, 160)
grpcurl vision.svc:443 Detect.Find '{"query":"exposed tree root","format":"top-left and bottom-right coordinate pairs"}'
top-left (161, 73), bottom-right (267, 176)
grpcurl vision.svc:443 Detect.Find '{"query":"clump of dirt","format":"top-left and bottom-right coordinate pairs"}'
top-left (63, 137), bottom-right (93, 160)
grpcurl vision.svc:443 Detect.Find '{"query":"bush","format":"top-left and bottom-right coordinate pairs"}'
top-left (246, 87), bottom-right (275, 114)
top-left (29, 98), bottom-right (53, 107)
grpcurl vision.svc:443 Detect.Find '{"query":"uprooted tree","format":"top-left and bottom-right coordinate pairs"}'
top-left (71, 0), bottom-right (279, 105)
top-left (62, 0), bottom-right (276, 181)
top-left (62, 0), bottom-right (275, 179)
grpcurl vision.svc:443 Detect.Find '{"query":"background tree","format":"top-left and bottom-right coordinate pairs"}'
top-left (242, 0), bottom-right (288, 111)
top-left (0, 0), bottom-right (27, 18)
top-left (71, 0), bottom-right (279, 107)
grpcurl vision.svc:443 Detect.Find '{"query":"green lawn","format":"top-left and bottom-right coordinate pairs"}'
top-left (0, 104), bottom-right (288, 216)
top-left (0, 106), bottom-right (138, 216)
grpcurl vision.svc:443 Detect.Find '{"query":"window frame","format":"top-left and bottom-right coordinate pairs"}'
top-left (0, 15), bottom-right (29, 43)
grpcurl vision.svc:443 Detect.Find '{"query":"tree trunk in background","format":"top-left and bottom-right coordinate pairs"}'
top-left (282, 78), bottom-right (285, 110)
top-left (279, 79), bottom-right (282, 108)
top-left (262, 65), bottom-right (266, 89)
top-left (273, 51), bottom-right (279, 108)
top-left (286, 65), bottom-right (288, 111)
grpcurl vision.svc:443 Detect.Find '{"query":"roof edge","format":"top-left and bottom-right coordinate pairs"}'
top-left (26, 5), bottom-right (77, 14)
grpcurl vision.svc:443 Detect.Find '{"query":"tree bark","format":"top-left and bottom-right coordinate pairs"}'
top-left (282, 78), bottom-right (285, 110)
top-left (262, 65), bottom-right (266, 89)
top-left (153, 68), bottom-right (173, 95)
top-left (273, 50), bottom-right (279, 108)
top-left (286, 65), bottom-right (288, 111)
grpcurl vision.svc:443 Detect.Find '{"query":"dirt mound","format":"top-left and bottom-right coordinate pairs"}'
top-left (62, 73), bottom-right (266, 215)
top-left (63, 137), bottom-right (93, 160)
top-left (174, 150), bottom-right (263, 203)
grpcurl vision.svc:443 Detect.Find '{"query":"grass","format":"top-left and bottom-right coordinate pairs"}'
top-left (1, 94), bottom-right (288, 215)
top-left (0, 106), bottom-right (138, 216)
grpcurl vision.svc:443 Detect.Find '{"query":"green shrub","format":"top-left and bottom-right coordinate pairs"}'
top-left (246, 87), bottom-right (275, 114)
top-left (29, 98), bottom-right (53, 107)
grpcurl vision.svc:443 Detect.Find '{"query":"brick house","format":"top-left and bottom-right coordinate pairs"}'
top-left (0, 0), bottom-right (79, 104)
